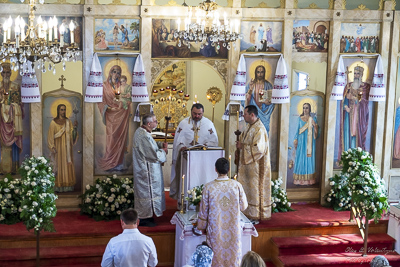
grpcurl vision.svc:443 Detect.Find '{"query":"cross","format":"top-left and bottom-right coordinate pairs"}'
top-left (191, 125), bottom-right (200, 144)
top-left (59, 75), bottom-right (66, 88)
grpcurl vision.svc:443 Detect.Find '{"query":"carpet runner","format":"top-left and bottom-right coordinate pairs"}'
top-left (271, 233), bottom-right (400, 266)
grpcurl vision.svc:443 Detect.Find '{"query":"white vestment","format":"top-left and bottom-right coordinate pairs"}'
top-left (170, 117), bottom-right (218, 199)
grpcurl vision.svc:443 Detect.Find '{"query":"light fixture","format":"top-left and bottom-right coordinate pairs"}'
top-left (0, 0), bottom-right (81, 77)
top-left (174, 0), bottom-right (242, 51)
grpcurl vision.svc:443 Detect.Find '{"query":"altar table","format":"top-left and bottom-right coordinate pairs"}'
top-left (170, 210), bottom-right (258, 267)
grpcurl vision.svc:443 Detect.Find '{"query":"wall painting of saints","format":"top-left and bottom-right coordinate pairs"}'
top-left (333, 57), bottom-right (376, 169)
top-left (243, 56), bottom-right (279, 171)
top-left (94, 18), bottom-right (140, 51)
top-left (42, 89), bottom-right (83, 193)
top-left (392, 58), bottom-right (400, 167)
top-left (94, 56), bottom-right (137, 175)
top-left (240, 21), bottom-right (282, 53)
top-left (287, 90), bottom-right (324, 189)
top-left (152, 19), bottom-right (228, 59)
top-left (0, 62), bottom-right (31, 176)
top-left (292, 20), bottom-right (329, 52)
top-left (340, 23), bottom-right (380, 54)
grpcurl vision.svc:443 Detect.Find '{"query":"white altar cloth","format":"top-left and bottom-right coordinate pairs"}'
top-left (388, 204), bottom-right (400, 253)
top-left (170, 210), bottom-right (258, 267)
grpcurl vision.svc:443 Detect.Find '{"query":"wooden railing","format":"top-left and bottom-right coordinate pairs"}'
top-left (349, 200), bottom-right (369, 256)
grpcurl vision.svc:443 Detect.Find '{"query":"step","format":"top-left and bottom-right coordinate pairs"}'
top-left (276, 253), bottom-right (400, 267)
top-left (0, 245), bottom-right (105, 261)
top-left (272, 233), bottom-right (395, 256)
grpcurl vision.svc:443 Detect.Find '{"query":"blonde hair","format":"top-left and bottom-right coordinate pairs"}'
top-left (240, 251), bottom-right (266, 267)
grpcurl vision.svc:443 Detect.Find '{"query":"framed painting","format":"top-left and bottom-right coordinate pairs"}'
top-left (286, 90), bottom-right (324, 188)
top-left (244, 56), bottom-right (280, 171)
top-left (151, 19), bottom-right (228, 59)
top-left (94, 18), bottom-right (140, 51)
top-left (333, 56), bottom-right (377, 169)
top-left (0, 63), bottom-right (30, 176)
top-left (340, 23), bottom-right (380, 54)
top-left (240, 21), bottom-right (282, 53)
top-left (389, 176), bottom-right (400, 202)
top-left (42, 89), bottom-right (83, 193)
top-left (292, 20), bottom-right (329, 52)
top-left (94, 55), bottom-right (137, 175)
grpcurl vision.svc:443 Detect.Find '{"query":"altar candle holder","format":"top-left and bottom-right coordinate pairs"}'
top-left (160, 88), bottom-right (165, 94)
top-left (152, 89), bottom-right (158, 97)
top-left (178, 90), bottom-right (184, 97)
top-left (184, 94), bottom-right (190, 101)
top-left (171, 88), bottom-right (177, 95)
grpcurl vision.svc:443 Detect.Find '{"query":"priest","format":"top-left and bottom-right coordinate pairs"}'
top-left (170, 103), bottom-right (218, 200)
top-left (133, 114), bottom-right (168, 227)
top-left (236, 105), bottom-right (271, 224)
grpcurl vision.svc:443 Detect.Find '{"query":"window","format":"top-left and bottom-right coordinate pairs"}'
top-left (292, 69), bottom-right (309, 91)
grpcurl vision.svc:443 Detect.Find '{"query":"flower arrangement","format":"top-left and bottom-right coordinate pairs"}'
top-left (326, 147), bottom-right (389, 223)
top-left (271, 177), bottom-right (293, 213)
top-left (19, 156), bottom-right (58, 233)
top-left (186, 184), bottom-right (204, 207)
top-left (0, 176), bottom-right (24, 225)
top-left (325, 174), bottom-right (351, 211)
top-left (80, 175), bottom-right (134, 221)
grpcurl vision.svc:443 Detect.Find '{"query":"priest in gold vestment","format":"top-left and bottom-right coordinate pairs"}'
top-left (48, 104), bottom-right (78, 192)
top-left (197, 158), bottom-right (248, 267)
top-left (236, 105), bottom-right (271, 223)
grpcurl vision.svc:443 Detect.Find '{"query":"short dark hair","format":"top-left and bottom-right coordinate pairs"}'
top-left (191, 103), bottom-right (204, 112)
top-left (245, 105), bottom-right (258, 117)
top-left (121, 209), bottom-right (138, 225)
top-left (142, 114), bottom-right (154, 125)
top-left (215, 157), bottom-right (229, 175)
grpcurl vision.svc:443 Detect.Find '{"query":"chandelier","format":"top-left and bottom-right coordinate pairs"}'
top-left (0, 0), bottom-right (81, 77)
top-left (174, 0), bottom-right (242, 51)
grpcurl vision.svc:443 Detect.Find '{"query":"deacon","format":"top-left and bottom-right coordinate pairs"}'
top-left (133, 114), bottom-right (168, 227)
top-left (236, 105), bottom-right (271, 224)
top-left (197, 157), bottom-right (248, 267)
top-left (170, 103), bottom-right (218, 200)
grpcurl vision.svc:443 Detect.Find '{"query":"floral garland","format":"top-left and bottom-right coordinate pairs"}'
top-left (0, 176), bottom-right (24, 225)
top-left (186, 177), bottom-right (293, 213)
top-left (19, 156), bottom-right (58, 233)
top-left (326, 147), bottom-right (389, 223)
top-left (271, 177), bottom-right (293, 213)
top-left (80, 175), bottom-right (134, 221)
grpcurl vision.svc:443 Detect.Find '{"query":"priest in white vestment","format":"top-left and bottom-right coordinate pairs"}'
top-left (236, 105), bottom-right (271, 224)
top-left (170, 103), bottom-right (219, 200)
top-left (197, 157), bottom-right (248, 267)
top-left (133, 114), bottom-right (168, 227)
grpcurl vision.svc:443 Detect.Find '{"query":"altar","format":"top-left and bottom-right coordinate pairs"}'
top-left (180, 149), bottom-right (224, 209)
top-left (170, 211), bottom-right (258, 267)
top-left (388, 204), bottom-right (400, 253)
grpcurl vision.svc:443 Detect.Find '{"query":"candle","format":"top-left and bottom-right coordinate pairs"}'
top-left (234, 174), bottom-right (237, 181)
top-left (59, 24), bottom-right (65, 47)
top-left (229, 155), bottom-right (232, 178)
top-left (195, 95), bottom-right (197, 103)
top-left (181, 175), bottom-right (185, 195)
top-left (69, 21), bottom-right (75, 45)
top-left (3, 23), bottom-right (6, 43)
top-left (237, 111), bottom-right (239, 130)
top-left (48, 17), bottom-right (53, 42)
top-left (167, 96), bottom-right (171, 116)
top-left (53, 16), bottom-right (58, 41)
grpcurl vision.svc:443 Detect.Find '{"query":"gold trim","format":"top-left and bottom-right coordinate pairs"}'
top-left (309, 3), bottom-right (319, 9)
top-left (294, 0), bottom-right (298, 9)
top-left (257, 2), bottom-right (269, 8)
top-left (354, 4), bottom-right (368, 10)
top-left (280, 0), bottom-right (284, 8)
top-left (328, 0), bottom-right (334, 9)
top-left (165, 0), bottom-right (178, 6)
top-left (342, 0), bottom-right (346, 9)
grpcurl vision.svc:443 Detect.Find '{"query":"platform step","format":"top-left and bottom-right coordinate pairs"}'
top-left (276, 253), bottom-right (400, 267)
top-left (272, 233), bottom-right (395, 256)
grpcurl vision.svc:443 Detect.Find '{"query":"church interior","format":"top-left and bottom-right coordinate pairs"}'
top-left (2, 0), bottom-right (400, 266)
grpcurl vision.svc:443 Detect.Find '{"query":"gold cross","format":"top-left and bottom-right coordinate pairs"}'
top-left (59, 75), bottom-right (66, 88)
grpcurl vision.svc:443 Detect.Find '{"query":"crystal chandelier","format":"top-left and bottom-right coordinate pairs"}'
top-left (0, 0), bottom-right (81, 76)
top-left (174, 0), bottom-right (242, 51)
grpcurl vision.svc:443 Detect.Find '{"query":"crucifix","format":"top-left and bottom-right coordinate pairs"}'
top-left (59, 75), bottom-right (66, 88)
top-left (190, 124), bottom-right (200, 146)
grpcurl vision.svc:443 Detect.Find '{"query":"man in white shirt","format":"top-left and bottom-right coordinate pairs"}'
top-left (101, 209), bottom-right (158, 267)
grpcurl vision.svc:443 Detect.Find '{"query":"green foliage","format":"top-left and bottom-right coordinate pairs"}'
top-left (326, 148), bottom-right (389, 223)
top-left (19, 156), bottom-right (58, 234)
top-left (186, 184), bottom-right (204, 206)
top-left (80, 176), bottom-right (134, 221)
top-left (271, 177), bottom-right (294, 213)
top-left (0, 175), bottom-right (24, 225)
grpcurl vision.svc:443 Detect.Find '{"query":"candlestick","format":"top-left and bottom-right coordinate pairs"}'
top-left (229, 155), bottom-right (232, 178)
top-left (237, 111), bottom-right (239, 131)
top-left (181, 175), bottom-right (185, 195)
